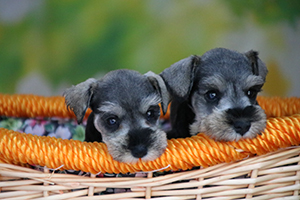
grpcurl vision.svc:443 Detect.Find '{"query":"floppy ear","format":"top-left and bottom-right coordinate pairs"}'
top-left (245, 50), bottom-right (268, 80)
top-left (145, 71), bottom-right (170, 115)
top-left (160, 55), bottom-right (200, 100)
top-left (63, 78), bottom-right (97, 124)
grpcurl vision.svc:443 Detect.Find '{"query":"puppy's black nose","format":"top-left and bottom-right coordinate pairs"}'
top-left (233, 120), bottom-right (251, 135)
top-left (128, 128), bottom-right (154, 158)
top-left (131, 145), bottom-right (148, 158)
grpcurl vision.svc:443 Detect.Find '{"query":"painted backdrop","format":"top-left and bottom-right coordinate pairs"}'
top-left (0, 0), bottom-right (299, 97)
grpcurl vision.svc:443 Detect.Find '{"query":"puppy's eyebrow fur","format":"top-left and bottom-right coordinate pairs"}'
top-left (140, 94), bottom-right (161, 113)
top-left (200, 75), bottom-right (226, 91)
top-left (97, 102), bottom-right (125, 115)
top-left (243, 75), bottom-right (265, 89)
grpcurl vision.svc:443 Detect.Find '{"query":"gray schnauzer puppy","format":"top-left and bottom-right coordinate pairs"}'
top-left (64, 69), bottom-right (169, 163)
top-left (161, 48), bottom-right (268, 141)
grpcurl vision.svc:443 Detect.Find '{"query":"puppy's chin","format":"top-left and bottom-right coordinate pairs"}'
top-left (105, 130), bottom-right (167, 163)
top-left (112, 153), bottom-right (139, 164)
top-left (142, 130), bottom-right (168, 161)
top-left (190, 106), bottom-right (267, 142)
top-left (109, 147), bottom-right (167, 164)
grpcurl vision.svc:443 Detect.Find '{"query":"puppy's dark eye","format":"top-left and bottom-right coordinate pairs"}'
top-left (146, 110), bottom-right (154, 118)
top-left (246, 89), bottom-right (257, 98)
top-left (246, 85), bottom-right (262, 99)
top-left (145, 106), bottom-right (160, 122)
top-left (101, 114), bottom-right (120, 131)
top-left (106, 117), bottom-right (118, 126)
top-left (205, 90), bottom-right (219, 102)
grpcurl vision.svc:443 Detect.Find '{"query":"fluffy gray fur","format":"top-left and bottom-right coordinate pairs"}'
top-left (63, 69), bottom-right (169, 163)
top-left (161, 47), bottom-right (268, 141)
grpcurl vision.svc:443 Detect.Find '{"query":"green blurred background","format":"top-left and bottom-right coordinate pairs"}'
top-left (0, 0), bottom-right (299, 97)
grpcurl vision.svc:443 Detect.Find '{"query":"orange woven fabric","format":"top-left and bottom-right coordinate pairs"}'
top-left (1, 94), bottom-right (300, 120)
top-left (257, 96), bottom-right (300, 118)
top-left (0, 94), bottom-right (171, 120)
top-left (0, 94), bottom-right (88, 119)
top-left (0, 94), bottom-right (300, 174)
top-left (0, 128), bottom-right (248, 174)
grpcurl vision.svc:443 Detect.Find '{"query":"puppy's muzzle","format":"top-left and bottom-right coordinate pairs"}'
top-left (226, 106), bottom-right (258, 136)
top-left (127, 128), bottom-right (154, 159)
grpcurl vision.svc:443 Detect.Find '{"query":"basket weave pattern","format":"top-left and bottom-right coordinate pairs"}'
top-left (0, 94), bottom-right (300, 199)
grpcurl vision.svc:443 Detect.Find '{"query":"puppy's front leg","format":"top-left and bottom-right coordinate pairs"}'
top-left (167, 99), bottom-right (195, 139)
top-left (85, 112), bottom-right (103, 142)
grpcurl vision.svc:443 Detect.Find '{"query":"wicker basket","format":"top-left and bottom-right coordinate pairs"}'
top-left (0, 94), bottom-right (300, 199)
top-left (1, 147), bottom-right (300, 199)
